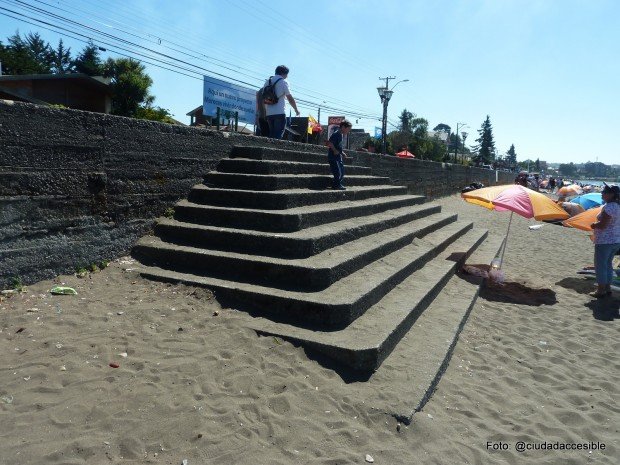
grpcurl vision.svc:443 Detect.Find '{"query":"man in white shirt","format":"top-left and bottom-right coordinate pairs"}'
top-left (264, 65), bottom-right (300, 139)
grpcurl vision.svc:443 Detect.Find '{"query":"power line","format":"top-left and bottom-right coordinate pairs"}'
top-left (50, 0), bottom-right (382, 115)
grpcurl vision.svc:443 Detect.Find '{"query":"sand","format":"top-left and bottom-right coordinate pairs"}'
top-left (1, 195), bottom-right (618, 465)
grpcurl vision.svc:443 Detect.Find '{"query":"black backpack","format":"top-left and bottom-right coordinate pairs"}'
top-left (262, 77), bottom-right (283, 105)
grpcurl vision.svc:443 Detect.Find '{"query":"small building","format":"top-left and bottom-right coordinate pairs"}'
top-left (187, 105), bottom-right (209, 126)
top-left (0, 73), bottom-right (112, 113)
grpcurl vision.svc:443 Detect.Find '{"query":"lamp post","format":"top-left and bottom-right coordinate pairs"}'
top-left (377, 77), bottom-right (408, 154)
top-left (460, 131), bottom-right (468, 163)
top-left (453, 122), bottom-right (468, 163)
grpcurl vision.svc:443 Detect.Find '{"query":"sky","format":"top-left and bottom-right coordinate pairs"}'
top-left (0, 0), bottom-right (618, 165)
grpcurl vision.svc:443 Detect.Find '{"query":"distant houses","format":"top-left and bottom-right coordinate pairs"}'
top-left (0, 73), bottom-right (112, 113)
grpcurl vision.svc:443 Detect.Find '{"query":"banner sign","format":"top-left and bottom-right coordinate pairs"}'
top-left (203, 76), bottom-right (256, 123)
top-left (374, 127), bottom-right (383, 139)
top-left (327, 116), bottom-right (346, 139)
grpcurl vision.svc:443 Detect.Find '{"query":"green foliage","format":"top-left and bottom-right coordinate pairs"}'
top-left (164, 207), bottom-right (175, 219)
top-left (135, 105), bottom-right (176, 123)
top-left (0, 31), bottom-right (53, 74)
top-left (104, 57), bottom-right (154, 117)
top-left (51, 39), bottom-right (73, 74)
top-left (9, 276), bottom-right (24, 292)
top-left (558, 162), bottom-right (577, 176)
top-left (72, 40), bottom-right (103, 75)
top-left (505, 144), bottom-right (517, 166)
top-left (472, 115), bottom-right (496, 166)
top-left (433, 123), bottom-right (451, 133)
top-left (398, 109), bottom-right (414, 133)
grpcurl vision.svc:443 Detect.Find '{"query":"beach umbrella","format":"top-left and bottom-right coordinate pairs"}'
top-left (462, 184), bottom-right (570, 268)
top-left (562, 206), bottom-right (602, 232)
top-left (571, 193), bottom-right (603, 210)
top-left (557, 184), bottom-right (583, 197)
top-left (396, 150), bottom-right (415, 158)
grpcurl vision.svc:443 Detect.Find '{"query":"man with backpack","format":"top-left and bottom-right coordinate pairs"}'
top-left (262, 65), bottom-right (300, 139)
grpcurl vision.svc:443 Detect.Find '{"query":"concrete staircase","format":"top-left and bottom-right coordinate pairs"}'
top-left (133, 145), bottom-right (500, 372)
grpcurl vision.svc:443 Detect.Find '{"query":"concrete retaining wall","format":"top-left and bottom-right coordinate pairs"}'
top-left (0, 100), bottom-right (512, 285)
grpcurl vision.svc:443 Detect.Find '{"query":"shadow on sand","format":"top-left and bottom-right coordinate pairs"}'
top-left (479, 280), bottom-right (558, 306)
top-left (556, 277), bottom-right (619, 320)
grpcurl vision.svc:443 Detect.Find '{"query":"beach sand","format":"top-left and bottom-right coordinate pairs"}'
top-left (1, 195), bottom-right (618, 465)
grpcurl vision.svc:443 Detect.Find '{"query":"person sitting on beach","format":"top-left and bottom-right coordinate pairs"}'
top-left (560, 202), bottom-right (585, 217)
top-left (590, 184), bottom-right (620, 298)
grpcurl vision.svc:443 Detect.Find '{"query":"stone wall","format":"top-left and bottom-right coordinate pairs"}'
top-left (352, 152), bottom-right (514, 198)
top-left (0, 100), bottom-right (512, 285)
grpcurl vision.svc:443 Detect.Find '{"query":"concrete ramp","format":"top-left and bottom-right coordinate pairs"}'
top-left (133, 146), bottom-right (500, 376)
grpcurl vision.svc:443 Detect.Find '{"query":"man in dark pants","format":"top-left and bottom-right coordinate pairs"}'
top-left (327, 120), bottom-right (353, 190)
top-left (264, 65), bottom-right (300, 139)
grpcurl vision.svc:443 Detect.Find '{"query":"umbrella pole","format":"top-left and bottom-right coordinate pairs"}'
top-left (499, 211), bottom-right (513, 269)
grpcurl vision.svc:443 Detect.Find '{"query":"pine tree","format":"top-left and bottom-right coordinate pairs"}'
top-left (51, 39), bottom-right (73, 74)
top-left (398, 109), bottom-right (414, 133)
top-left (505, 144), bottom-right (517, 166)
top-left (73, 41), bottom-right (103, 75)
top-left (473, 115), bottom-right (496, 165)
top-left (0, 31), bottom-right (52, 74)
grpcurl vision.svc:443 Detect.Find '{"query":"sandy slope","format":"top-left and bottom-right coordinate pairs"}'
top-left (0, 195), bottom-right (618, 465)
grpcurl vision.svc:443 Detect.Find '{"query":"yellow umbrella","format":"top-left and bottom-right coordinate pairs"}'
top-left (562, 206), bottom-right (602, 232)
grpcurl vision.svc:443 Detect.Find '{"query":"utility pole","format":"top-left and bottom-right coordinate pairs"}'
top-left (377, 76), bottom-right (396, 155)
top-left (454, 122), bottom-right (468, 163)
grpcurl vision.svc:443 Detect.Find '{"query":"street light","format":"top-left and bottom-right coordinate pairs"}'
top-left (461, 131), bottom-right (468, 163)
top-left (377, 78), bottom-right (409, 154)
top-left (453, 122), bottom-right (468, 163)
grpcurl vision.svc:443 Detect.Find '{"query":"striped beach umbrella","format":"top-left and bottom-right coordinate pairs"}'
top-left (462, 185), bottom-right (569, 268)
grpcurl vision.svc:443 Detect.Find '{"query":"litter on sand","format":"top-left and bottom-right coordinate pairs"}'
top-left (50, 286), bottom-right (77, 295)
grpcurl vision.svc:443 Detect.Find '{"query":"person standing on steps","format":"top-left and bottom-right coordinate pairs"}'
top-left (326, 120), bottom-right (353, 190)
top-left (263, 65), bottom-right (300, 139)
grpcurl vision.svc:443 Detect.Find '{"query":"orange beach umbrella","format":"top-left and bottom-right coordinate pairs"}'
top-left (562, 206), bottom-right (602, 232)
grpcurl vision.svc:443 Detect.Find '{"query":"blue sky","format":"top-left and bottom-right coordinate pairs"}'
top-left (0, 0), bottom-right (618, 165)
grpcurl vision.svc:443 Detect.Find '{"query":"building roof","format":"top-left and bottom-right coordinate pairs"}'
top-left (0, 73), bottom-right (111, 91)
top-left (187, 105), bottom-right (204, 116)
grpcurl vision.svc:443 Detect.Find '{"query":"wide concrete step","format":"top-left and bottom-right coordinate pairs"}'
top-left (136, 220), bottom-right (474, 329)
top-left (154, 203), bottom-right (442, 259)
top-left (204, 172), bottom-right (391, 191)
top-left (217, 158), bottom-right (371, 176)
top-left (250, 228), bottom-right (496, 372)
top-left (173, 194), bottom-right (425, 232)
top-left (133, 212), bottom-right (457, 292)
top-left (231, 145), bottom-right (355, 165)
top-left (187, 184), bottom-right (408, 210)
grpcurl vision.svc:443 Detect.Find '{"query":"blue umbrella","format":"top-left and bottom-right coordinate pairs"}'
top-left (571, 193), bottom-right (603, 210)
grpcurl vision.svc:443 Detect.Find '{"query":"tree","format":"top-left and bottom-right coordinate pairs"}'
top-left (558, 162), bottom-right (577, 176)
top-left (0, 31), bottom-right (53, 74)
top-left (472, 115), bottom-right (496, 166)
top-left (135, 105), bottom-right (176, 124)
top-left (104, 57), bottom-right (153, 117)
top-left (398, 109), bottom-right (414, 133)
top-left (535, 158), bottom-right (540, 171)
top-left (433, 123), bottom-right (451, 134)
top-left (51, 39), bottom-right (73, 74)
top-left (73, 40), bottom-right (104, 75)
top-left (505, 144), bottom-right (517, 166)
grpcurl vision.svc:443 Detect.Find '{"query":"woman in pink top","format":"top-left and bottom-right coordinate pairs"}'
top-left (590, 184), bottom-right (620, 297)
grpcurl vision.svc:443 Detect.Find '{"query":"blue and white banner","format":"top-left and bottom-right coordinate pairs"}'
top-left (374, 127), bottom-right (382, 139)
top-left (203, 76), bottom-right (256, 123)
